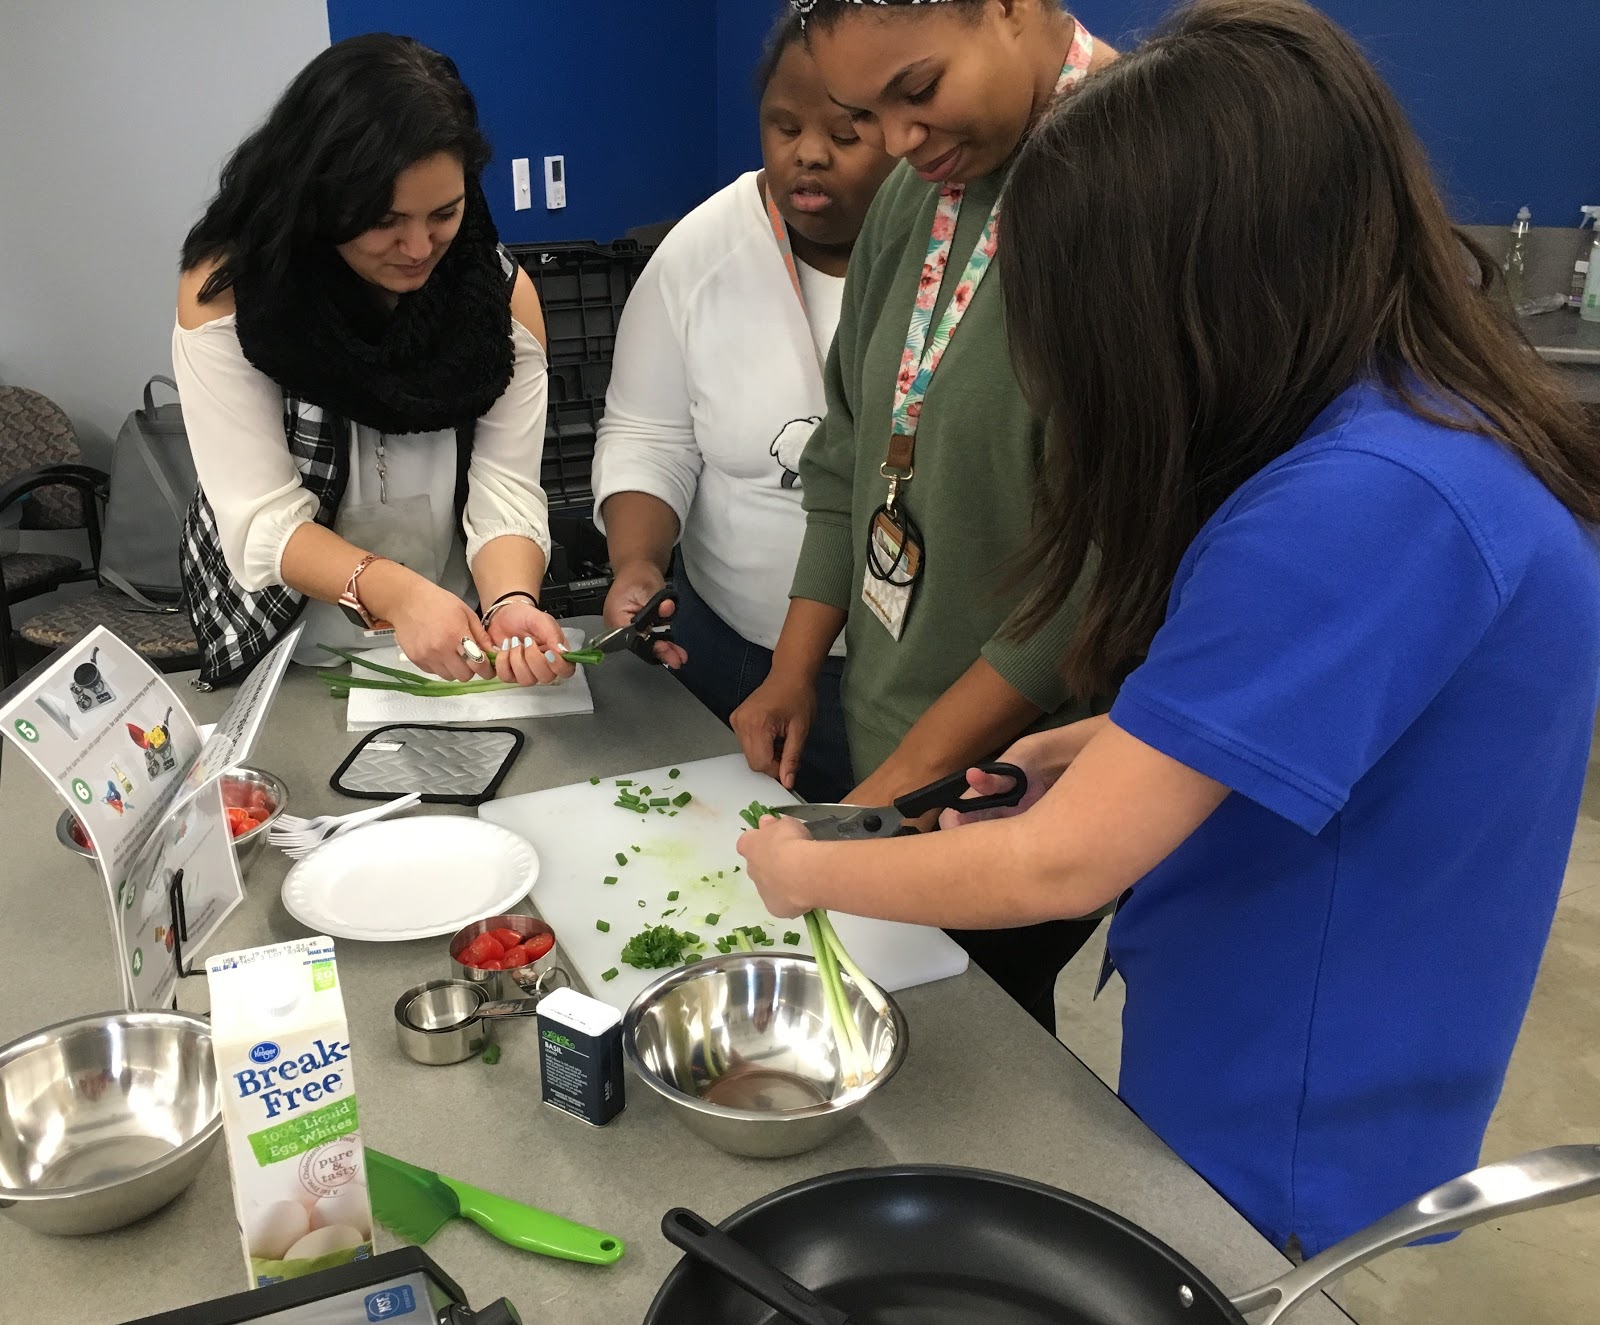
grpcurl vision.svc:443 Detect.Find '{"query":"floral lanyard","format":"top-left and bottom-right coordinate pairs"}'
top-left (881, 21), bottom-right (1095, 517)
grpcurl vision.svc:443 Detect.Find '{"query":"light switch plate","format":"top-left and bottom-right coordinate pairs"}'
top-left (544, 155), bottom-right (566, 210)
top-left (511, 157), bottom-right (532, 211)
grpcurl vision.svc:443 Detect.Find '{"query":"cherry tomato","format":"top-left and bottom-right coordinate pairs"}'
top-left (489, 928), bottom-right (525, 950)
top-left (524, 932), bottom-right (555, 961)
top-left (475, 957), bottom-right (503, 971)
top-left (461, 935), bottom-right (504, 967)
top-left (225, 807), bottom-right (255, 838)
top-left (500, 945), bottom-right (532, 969)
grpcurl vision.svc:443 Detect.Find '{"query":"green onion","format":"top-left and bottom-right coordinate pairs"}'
top-left (596, 919), bottom-right (610, 932)
top-left (589, 776), bottom-right (600, 785)
top-left (601, 968), bottom-right (619, 982)
top-left (705, 912), bottom-right (719, 924)
top-left (651, 797), bottom-right (669, 806)
top-left (784, 931), bottom-right (802, 946)
top-left (667, 890), bottom-right (679, 901)
top-left (615, 853), bottom-right (627, 866)
top-left (563, 648), bottom-right (605, 666)
top-left (672, 792), bottom-right (692, 807)
top-left (603, 875), bottom-right (617, 885)
top-left (669, 768), bottom-right (681, 779)
top-left (616, 779), bottom-right (634, 786)
top-left (481, 1044), bottom-right (502, 1066)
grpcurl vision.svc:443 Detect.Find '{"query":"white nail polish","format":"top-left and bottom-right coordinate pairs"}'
top-left (544, 651), bottom-right (558, 664)
top-left (501, 639), bottom-right (511, 652)
top-left (524, 636), bottom-right (534, 649)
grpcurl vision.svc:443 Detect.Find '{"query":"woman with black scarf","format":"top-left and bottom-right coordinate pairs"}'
top-left (174, 34), bottom-right (569, 691)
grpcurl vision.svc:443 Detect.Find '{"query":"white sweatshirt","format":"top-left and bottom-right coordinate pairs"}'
top-left (172, 313), bottom-right (552, 663)
top-left (592, 171), bottom-right (846, 653)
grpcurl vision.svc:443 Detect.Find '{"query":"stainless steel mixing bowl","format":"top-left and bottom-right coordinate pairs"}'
top-left (0, 1010), bottom-right (221, 1234)
top-left (623, 953), bottom-right (907, 1158)
top-left (56, 766), bottom-right (287, 879)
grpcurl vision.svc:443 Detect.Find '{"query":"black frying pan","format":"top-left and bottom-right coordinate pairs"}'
top-left (644, 1149), bottom-right (1600, 1325)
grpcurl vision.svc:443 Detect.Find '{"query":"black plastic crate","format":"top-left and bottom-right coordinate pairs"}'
top-left (507, 240), bottom-right (655, 511)
top-left (541, 504), bottom-right (612, 619)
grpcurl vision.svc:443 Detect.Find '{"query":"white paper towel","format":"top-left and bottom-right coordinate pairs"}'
top-left (344, 628), bottom-right (595, 731)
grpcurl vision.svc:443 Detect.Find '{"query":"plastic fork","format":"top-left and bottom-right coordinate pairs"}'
top-left (269, 793), bottom-right (422, 859)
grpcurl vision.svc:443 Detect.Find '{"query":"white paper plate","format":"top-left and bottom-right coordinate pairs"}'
top-left (281, 817), bottom-right (539, 941)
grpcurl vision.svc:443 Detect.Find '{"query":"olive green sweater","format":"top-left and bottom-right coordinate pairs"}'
top-left (793, 160), bottom-right (1092, 779)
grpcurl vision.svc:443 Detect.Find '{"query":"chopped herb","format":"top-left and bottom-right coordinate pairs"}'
top-left (589, 776), bottom-right (600, 785)
top-left (669, 768), bottom-right (681, 779)
top-left (667, 890), bottom-right (680, 901)
top-left (603, 875), bottom-right (618, 885)
top-left (639, 786), bottom-right (653, 796)
top-left (651, 797), bottom-right (669, 806)
top-left (596, 919), bottom-right (611, 933)
top-left (705, 912), bottom-right (720, 924)
top-left (615, 779), bottom-right (634, 786)
top-left (481, 1044), bottom-right (502, 1066)
top-left (717, 871), bottom-right (724, 879)
top-left (683, 932), bottom-right (701, 944)
top-left (669, 811), bottom-right (679, 817)
top-left (619, 924), bottom-right (700, 969)
top-left (784, 931), bottom-right (802, 945)
top-left (601, 967), bottom-right (619, 982)
top-left (685, 953), bottom-right (703, 963)
top-left (616, 853), bottom-right (628, 866)
top-left (672, 791), bottom-right (692, 807)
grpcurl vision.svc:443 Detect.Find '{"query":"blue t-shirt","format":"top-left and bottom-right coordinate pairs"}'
top-left (1108, 381), bottom-right (1600, 1257)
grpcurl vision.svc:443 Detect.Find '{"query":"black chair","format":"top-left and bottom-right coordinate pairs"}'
top-left (0, 386), bottom-right (197, 685)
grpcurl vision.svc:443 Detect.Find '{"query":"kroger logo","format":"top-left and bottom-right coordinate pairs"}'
top-left (249, 1042), bottom-right (281, 1065)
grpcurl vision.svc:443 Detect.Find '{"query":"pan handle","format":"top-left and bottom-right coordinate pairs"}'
top-left (661, 1207), bottom-right (851, 1325)
top-left (1230, 1145), bottom-right (1600, 1324)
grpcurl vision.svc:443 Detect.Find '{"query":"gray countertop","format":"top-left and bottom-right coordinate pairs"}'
top-left (1522, 306), bottom-right (1600, 367)
top-left (0, 625), bottom-right (1350, 1324)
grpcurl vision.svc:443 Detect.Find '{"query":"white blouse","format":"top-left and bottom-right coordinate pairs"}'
top-left (172, 312), bottom-right (552, 659)
top-left (591, 171), bottom-right (846, 653)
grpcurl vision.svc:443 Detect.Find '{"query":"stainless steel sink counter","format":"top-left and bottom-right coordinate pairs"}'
top-left (0, 621), bottom-right (1350, 1324)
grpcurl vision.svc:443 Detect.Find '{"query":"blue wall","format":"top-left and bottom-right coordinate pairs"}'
top-left (714, 1), bottom-right (1594, 227)
top-left (716, 0), bottom-right (786, 188)
top-left (327, 0), bottom-right (718, 244)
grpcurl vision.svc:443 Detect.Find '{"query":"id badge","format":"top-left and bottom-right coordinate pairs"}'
top-left (862, 509), bottom-right (923, 640)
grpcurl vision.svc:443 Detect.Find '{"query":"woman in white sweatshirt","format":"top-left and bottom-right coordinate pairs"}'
top-left (591, 13), bottom-right (894, 803)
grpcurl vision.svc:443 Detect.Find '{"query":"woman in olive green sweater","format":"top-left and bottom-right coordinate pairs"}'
top-left (731, 0), bottom-right (1116, 1030)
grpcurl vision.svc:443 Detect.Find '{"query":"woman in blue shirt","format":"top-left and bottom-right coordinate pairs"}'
top-left (739, 0), bottom-right (1600, 1258)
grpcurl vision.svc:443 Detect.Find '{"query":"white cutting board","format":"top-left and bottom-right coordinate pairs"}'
top-left (479, 754), bottom-right (968, 1012)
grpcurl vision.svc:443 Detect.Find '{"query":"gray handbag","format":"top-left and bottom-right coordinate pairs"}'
top-left (100, 375), bottom-right (198, 609)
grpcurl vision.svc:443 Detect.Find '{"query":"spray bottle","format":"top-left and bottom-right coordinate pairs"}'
top-left (1570, 207), bottom-right (1600, 308)
top-left (1582, 228), bottom-right (1600, 323)
top-left (1502, 206), bottom-right (1532, 308)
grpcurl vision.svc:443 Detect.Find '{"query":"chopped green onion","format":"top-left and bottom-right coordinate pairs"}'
top-left (596, 920), bottom-right (610, 933)
top-left (603, 875), bottom-right (618, 885)
top-left (784, 931), bottom-right (802, 945)
top-left (615, 853), bottom-right (628, 866)
top-left (481, 1044), bottom-right (502, 1066)
top-left (667, 890), bottom-right (679, 901)
top-left (637, 899), bottom-right (646, 908)
top-left (589, 776), bottom-right (600, 785)
top-left (705, 913), bottom-right (720, 925)
top-left (669, 768), bottom-right (681, 779)
top-left (651, 797), bottom-right (669, 806)
top-left (601, 967), bottom-right (619, 982)
top-left (672, 792), bottom-right (692, 807)
top-left (615, 779), bottom-right (634, 786)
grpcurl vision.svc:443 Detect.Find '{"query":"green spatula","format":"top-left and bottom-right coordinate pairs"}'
top-left (366, 1147), bottom-right (625, 1265)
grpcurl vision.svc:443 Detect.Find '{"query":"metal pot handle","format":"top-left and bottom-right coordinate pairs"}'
top-left (1230, 1145), bottom-right (1600, 1324)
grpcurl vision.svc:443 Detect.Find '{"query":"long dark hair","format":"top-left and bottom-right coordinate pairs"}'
top-left (182, 33), bottom-right (491, 300)
top-left (1001, 0), bottom-right (1600, 700)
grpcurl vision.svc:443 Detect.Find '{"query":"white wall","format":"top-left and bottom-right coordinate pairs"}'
top-left (0, 0), bottom-right (330, 468)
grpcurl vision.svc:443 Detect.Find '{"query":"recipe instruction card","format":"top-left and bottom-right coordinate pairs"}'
top-left (0, 626), bottom-right (300, 1007)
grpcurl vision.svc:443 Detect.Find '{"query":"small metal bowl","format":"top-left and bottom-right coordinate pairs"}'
top-left (0, 1010), bottom-right (221, 1235)
top-left (448, 914), bottom-right (565, 1001)
top-left (57, 766), bottom-right (287, 879)
top-left (623, 953), bottom-right (907, 1159)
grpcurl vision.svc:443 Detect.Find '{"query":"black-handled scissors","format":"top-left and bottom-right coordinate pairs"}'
top-left (776, 762), bottom-right (1029, 841)
top-left (587, 582), bottom-right (678, 666)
